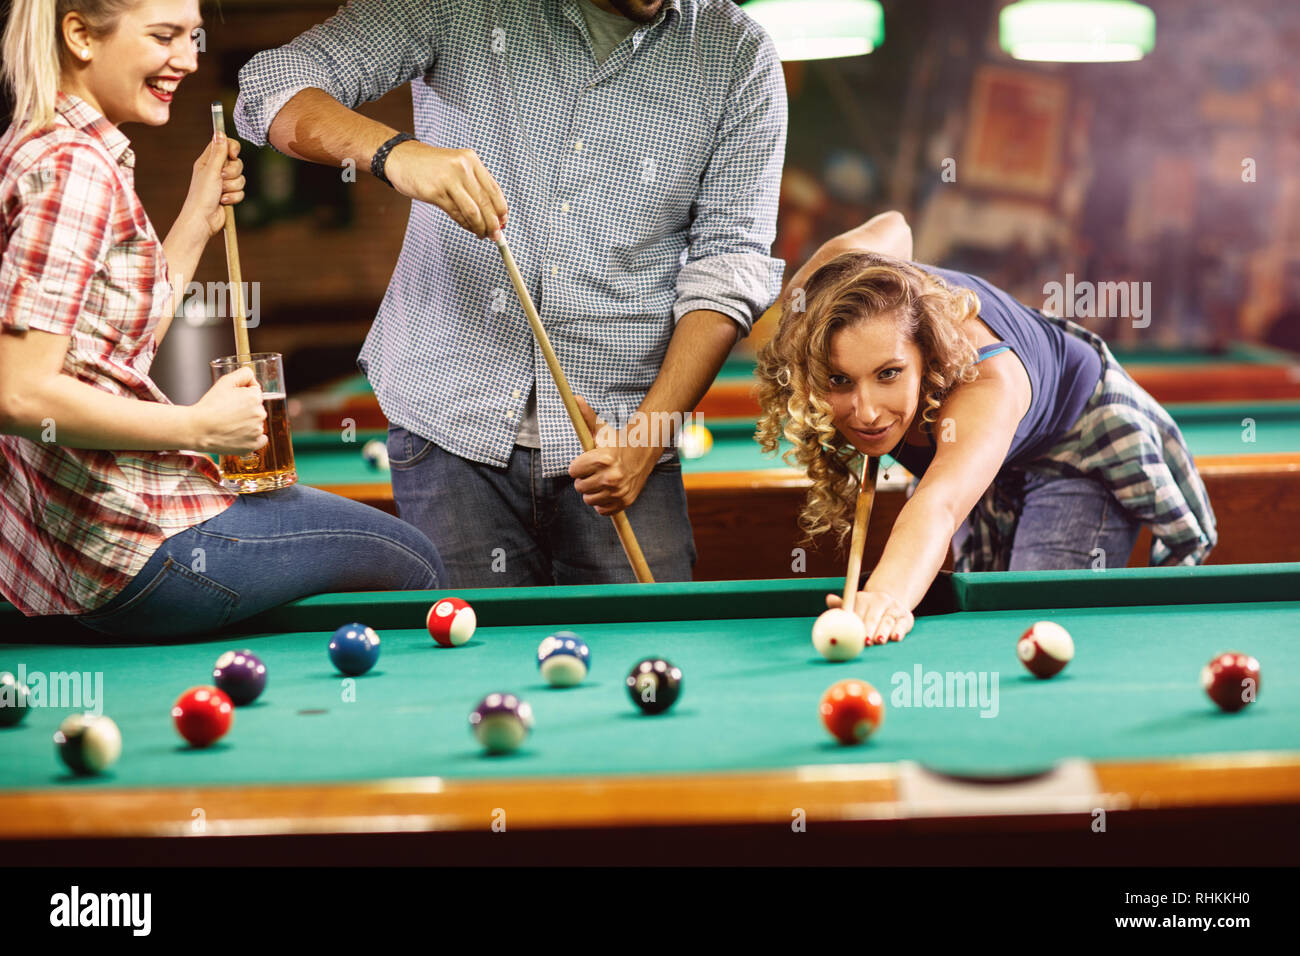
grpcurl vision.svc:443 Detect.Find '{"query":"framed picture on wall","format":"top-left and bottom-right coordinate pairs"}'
top-left (962, 66), bottom-right (1068, 198)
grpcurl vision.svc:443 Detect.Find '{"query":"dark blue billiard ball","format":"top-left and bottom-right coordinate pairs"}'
top-left (537, 631), bottom-right (591, 687)
top-left (0, 671), bottom-right (30, 727)
top-left (212, 649), bottom-right (267, 705)
top-left (329, 624), bottom-right (381, 676)
top-left (626, 658), bottom-right (682, 715)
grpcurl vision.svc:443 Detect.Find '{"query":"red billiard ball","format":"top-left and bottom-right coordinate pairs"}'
top-left (427, 597), bottom-right (477, 647)
top-left (1017, 621), bottom-right (1074, 679)
top-left (819, 679), bottom-right (884, 745)
top-left (1201, 651), bottom-right (1261, 713)
top-left (172, 686), bottom-right (234, 748)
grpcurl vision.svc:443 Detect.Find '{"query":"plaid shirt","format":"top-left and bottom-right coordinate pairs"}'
top-left (0, 94), bottom-right (234, 617)
top-left (235, 0), bottom-right (787, 476)
top-left (956, 316), bottom-right (1219, 571)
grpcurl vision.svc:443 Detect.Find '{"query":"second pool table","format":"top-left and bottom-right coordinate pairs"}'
top-left (287, 401), bottom-right (1300, 576)
top-left (291, 343), bottom-right (1300, 431)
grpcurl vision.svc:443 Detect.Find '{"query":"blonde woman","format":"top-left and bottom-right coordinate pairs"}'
top-left (757, 212), bottom-right (1216, 643)
top-left (0, 0), bottom-right (446, 638)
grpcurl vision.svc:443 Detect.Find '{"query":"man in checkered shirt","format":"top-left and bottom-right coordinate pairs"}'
top-left (234, 0), bottom-right (786, 587)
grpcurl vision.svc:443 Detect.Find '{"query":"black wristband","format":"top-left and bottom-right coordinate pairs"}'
top-left (371, 132), bottom-right (415, 188)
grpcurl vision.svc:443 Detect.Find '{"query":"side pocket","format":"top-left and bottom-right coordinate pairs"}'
top-left (386, 425), bottom-right (436, 470)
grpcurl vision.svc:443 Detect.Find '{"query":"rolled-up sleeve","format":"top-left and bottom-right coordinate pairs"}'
top-left (673, 30), bottom-right (787, 334)
top-left (0, 146), bottom-right (113, 336)
top-left (233, 0), bottom-right (455, 146)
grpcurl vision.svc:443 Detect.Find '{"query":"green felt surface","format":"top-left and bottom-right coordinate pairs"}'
top-left (287, 401), bottom-right (1300, 490)
top-left (1, 569), bottom-right (1297, 789)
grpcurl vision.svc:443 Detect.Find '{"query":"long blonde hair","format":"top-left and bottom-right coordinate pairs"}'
top-left (3, 0), bottom-right (138, 136)
top-left (756, 252), bottom-right (981, 545)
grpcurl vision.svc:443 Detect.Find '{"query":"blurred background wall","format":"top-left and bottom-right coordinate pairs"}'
top-left (2, 0), bottom-right (1298, 393)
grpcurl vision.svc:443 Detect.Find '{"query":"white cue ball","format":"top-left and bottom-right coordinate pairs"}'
top-left (812, 609), bottom-right (867, 662)
top-left (1017, 621), bottom-right (1075, 678)
top-left (362, 439), bottom-right (390, 471)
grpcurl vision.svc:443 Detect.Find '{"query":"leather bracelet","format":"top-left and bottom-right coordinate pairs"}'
top-left (371, 132), bottom-right (415, 188)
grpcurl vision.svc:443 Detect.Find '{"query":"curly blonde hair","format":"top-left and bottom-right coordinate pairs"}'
top-left (756, 252), bottom-right (982, 546)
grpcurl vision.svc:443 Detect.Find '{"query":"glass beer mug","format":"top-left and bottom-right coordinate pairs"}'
top-left (208, 352), bottom-right (298, 493)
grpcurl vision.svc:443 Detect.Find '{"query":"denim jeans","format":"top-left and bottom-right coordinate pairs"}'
top-left (78, 485), bottom-right (446, 639)
top-left (954, 472), bottom-right (1142, 571)
top-left (386, 426), bottom-right (696, 587)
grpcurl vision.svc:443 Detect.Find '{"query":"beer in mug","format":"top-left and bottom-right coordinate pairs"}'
top-left (209, 352), bottom-right (298, 493)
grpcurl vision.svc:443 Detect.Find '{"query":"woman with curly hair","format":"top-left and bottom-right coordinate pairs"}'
top-left (756, 212), bottom-right (1217, 644)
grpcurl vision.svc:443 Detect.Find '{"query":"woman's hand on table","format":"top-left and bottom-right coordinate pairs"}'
top-left (827, 588), bottom-right (915, 644)
top-left (189, 367), bottom-right (267, 455)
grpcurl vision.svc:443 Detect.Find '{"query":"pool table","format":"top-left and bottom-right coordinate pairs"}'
top-left (287, 401), bottom-right (1300, 576)
top-left (290, 342), bottom-right (1300, 431)
top-left (1, 565), bottom-right (1297, 865)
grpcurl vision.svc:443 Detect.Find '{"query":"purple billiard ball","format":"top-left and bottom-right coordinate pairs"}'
top-left (469, 692), bottom-right (534, 754)
top-left (212, 649), bottom-right (267, 706)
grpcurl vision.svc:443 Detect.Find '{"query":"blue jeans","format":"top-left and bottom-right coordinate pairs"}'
top-left (386, 426), bottom-right (696, 587)
top-left (78, 485), bottom-right (446, 639)
top-left (955, 472), bottom-right (1142, 570)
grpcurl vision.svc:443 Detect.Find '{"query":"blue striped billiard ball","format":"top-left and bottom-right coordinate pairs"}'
top-left (537, 631), bottom-right (590, 687)
top-left (329, 624), bottom-right (381, 676)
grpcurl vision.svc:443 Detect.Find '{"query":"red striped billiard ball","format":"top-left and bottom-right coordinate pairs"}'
top-left (1017, 621), bottom-right (1074, 678)
top-left (1201, 651), bottom-right (1260, 713)
top-left (427, 598), bottom-right (477, 647)
top-left (172, 686), bottom-right (234, 748)
top-left (819, 679), bottom-right (884, 745)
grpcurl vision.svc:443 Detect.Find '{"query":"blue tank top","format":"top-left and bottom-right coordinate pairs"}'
top-left (888, 265), bottom-right (1103, 477)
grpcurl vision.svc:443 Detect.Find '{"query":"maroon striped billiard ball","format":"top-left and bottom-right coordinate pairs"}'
top-left (1017, 621), bottom-right (1074, 679)
top-left (1201, 651), bottom-right (1260, 713)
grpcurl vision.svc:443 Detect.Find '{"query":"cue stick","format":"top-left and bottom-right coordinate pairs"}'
top-left (492, 231), bottom-right (656, 584)
top-left (210, 102), bottom-right (251, 363)
top-left (842, 456), bottom-right (880, 609)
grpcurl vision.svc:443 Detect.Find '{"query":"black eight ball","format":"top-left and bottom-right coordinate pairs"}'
top-left (626, 657), bottom-right (682, 715)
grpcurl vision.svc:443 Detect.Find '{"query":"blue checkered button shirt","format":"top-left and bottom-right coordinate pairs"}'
top-left (235, 0), bottom-right (787, 475)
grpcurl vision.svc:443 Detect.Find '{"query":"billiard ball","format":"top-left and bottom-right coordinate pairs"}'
top-left (54, 714), bottom-right (122, 774)
top-left (679, 422), bottom-right (714, 459)
top-left (172, 686), bottom-right (234, 748)
top-left (212, 649), bottom-right (267, 706)
top-left (0, 671), bottom-right (30, 727)
top-left (537, 631), bottom-right (591, 687)
top-left (819, 679), bottom-right (884, 745)
top-left (427, 598), bottom-right (476, 647)
top-left (812, 608), bottom-right (866, 661)
top-left (362, 439), bottom-right (389, 471)
top-left (1201, 651), bottom-right (1261, 713)
top-left (329, 623), bottom-right (381, 675)
top-left (469, 692), bottom-right (534, 754)
top-left (1017, 621), bottom-right (1074, 678)
top-left (626, 658), bottom-right (682, 715)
